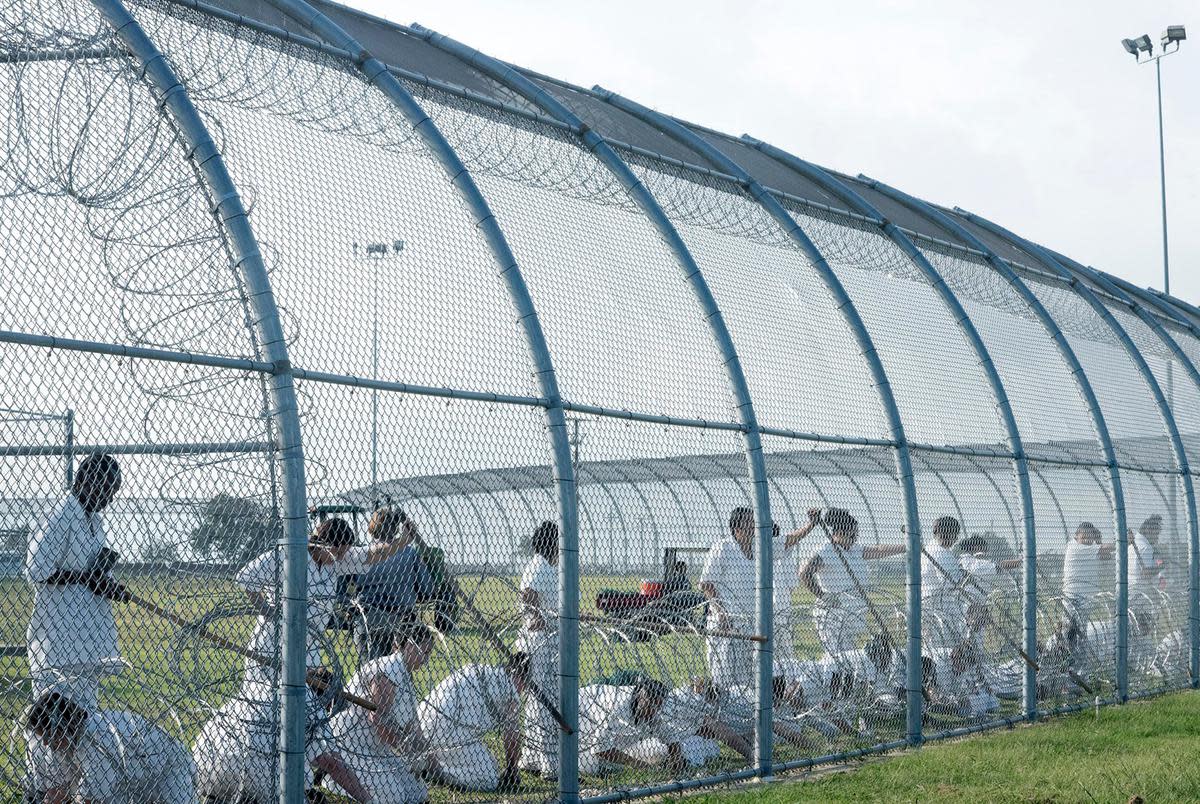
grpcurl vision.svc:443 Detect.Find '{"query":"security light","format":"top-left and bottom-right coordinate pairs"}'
top-left (1122, 38), bottom-right (1139, 55)
top-left (1162, 25), bottom-right (1186, 47)
top-left (1134, 34), bottom-right (1154, 53)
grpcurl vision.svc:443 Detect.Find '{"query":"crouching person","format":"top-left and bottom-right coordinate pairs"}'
top-left (324, 625), bottom-right (437, 803)
top-left (578, 677), bottom-right (687, 776)
top-left (25, 692), bottom-right (196, 804)
top-left (417, 653), bottom-right (528, 792)
top-left (193, 680), bottom-right (371, 803)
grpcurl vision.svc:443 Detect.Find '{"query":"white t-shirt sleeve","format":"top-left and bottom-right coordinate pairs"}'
top-left (25, 498), bottom-right (71, 583)
top-left (335, 544), bottom-right (373, 576)
top-left (521, 557), bottom-right (557, 609)
top-left (377, 656), bottom-right (418, 726)
top-left (235, 549), bottom-right (277, 594)
top-left (699, 541), bottom-right (729, 589)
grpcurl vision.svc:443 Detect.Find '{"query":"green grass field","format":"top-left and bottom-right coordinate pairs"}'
top-left (675, 690), bottom-right (1200, 803)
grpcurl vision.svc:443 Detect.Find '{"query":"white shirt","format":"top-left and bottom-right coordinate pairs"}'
top-left (1128, 533), bottom-right (1156, 590)
top-left (25, 495), bottom-right (119, 675)
top-left (958, 554), bottom-right (999, 602)
top-left (812, 541), bottom-right (868, 600)
top-left (773, 536), bottom-right (801, 623)
top-left (1062, 540), bottom-right (1106, 602)
top-left (699, 537), bottom-right (756, 629)
top-left (418, 665), bottom-right (517, 749)
top-left (36, 710), bottom-right (188, 802)
top-left (519, 554), bottom-right (558, 633)
top-left (330, 654), bottom-right (418, 766)
top-left (578, 684), bottom-right (691, 757)
top-left (236, 546), bottom-right (372, 688)
top-left (921, 543), bottom-right (964, 600)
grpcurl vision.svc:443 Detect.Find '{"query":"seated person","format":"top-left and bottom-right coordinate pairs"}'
top-left (578, 677), bottom-right (688, 775)
top-left (417, 653), bottom-right (528, 792)
top-left (193, 679), bottom-right (370, 803)
top-left (25, 692), bottom-right (196, 804)
top-left (324, 625), bottom-right (437, 804)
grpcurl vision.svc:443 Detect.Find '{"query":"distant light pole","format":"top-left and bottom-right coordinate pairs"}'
top-left (353, 238), bottom-right (405, 502)
top-left (1121, 25), bottom-right (1185, 295)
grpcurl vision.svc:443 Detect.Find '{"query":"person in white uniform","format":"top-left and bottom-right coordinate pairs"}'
top-left (800, 508), bottom-right (904, 655)
top-left (1128, 515), bottom-right (1163, 630)
top-left (698, 508), bottom-right (758, 690)
top-left (624, 680), bottom-right (729, 769)
top-left (578, 677), bottom-right (689, 775)
top-left (324, 625), bottom-right (436, 804)
top-left (25, 454), bottom-right (130, 709)
top-left (921, 517), bottom-right (968, 646)
top-left (773, 511), bottom-right (823, 676)
top-left (192, 681), bottom-right (371, 803)
top-left (418, 653), bottom-right (528, 792)
top-left (25, 692), bottom-right (195, 804)
top-left (515, 520), bottom-right (559, 779)
top-left (1060, 521), bottom-right (1114, 628)
top-left (235, 512), bottom-right (415, 694)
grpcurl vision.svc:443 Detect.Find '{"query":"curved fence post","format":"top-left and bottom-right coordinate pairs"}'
top-left (590, 88), bottom-right (926, 745)
top-left (1042, 253), bottom-right (1200, 693)
top-left (741, 137), bottom-right (1041, 719)
top-left (84, 0), bottom-right (311, 797)
top-left (407, 25), bottom-right (778, 778)
top-left (253, 0), bottom-right (582, 799)
top-left (957, 208), bottom-right (1187, 703)
top-left (859, 177), bottom-right (1130, 713)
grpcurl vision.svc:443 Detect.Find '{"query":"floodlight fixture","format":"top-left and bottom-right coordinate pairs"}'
top-left (1162, 25), bottom-right (1186, 48)
top-left (1134, 34), bottom-right (1154, 53)
top-left (1122, 38), bottom-right (1139, 56)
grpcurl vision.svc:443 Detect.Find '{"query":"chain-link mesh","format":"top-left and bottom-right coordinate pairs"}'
top-left (4, 0), bottom-right (1200, 801)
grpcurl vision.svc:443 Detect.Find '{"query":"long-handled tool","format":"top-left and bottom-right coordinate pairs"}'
top-left (123, 590), bottom-right (378, 711)
top-left (579, 612), bottom-right (767, 643)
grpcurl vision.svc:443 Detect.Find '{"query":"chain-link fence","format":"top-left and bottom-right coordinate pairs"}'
top-left (2, 0), bottom-right (1199, 801)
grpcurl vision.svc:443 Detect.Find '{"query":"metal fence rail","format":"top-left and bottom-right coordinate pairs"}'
top-left (1, 0), bottom-right (1196, 802)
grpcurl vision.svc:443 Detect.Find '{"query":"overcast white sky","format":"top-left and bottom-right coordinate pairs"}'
top-left (343, 0), bottom-right (1199, 305)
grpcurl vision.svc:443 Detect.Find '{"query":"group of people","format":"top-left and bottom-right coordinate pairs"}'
top-left (18, 451), bottom-right (1185, 800)
top-left (18, 454), bottom-right (559, 802)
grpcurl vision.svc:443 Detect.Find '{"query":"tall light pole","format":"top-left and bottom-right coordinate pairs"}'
top-left (1121, 26), bottom-right (1186, 294)
top-left (1122, 26), bottom-right (1186, 553)
top-left (353, 238), bottom-right (405, 503)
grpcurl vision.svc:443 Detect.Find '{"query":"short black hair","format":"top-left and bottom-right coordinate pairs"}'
top-left (957, 535), bottom-right (988, 554)
top-left (27, 692), bottom-right (87, 743)
top-left (532, 520), bottom-right (559, 560)
top-left (1141, 514), bottom-right (1163, 533)
top-left (631, 677), bottom-right (669, 723)
top-left (824, 508), bottom-right (858, 537)
top-left (398, 623), bottom-right (436, 653)
top-left (729, 507), bottom-right (754, 535)
top-left (507, 651), bottom-right (532, 684)
top-left (312, 518), bottom-right (355, 548)
top-left (75, 454), bottom-right (120, 491)
top-left (933, 516), bottom-right (960, 543)
top-left (1076, 521), bottom-right (1101, 541)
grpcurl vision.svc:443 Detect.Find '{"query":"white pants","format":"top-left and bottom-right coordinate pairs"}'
top-left (626, 735), bottom-right (719, 768)
top-left (139, 740), bottom-right (198, 804)
top-left (706, 634), bottom-right (752, 690)
top-left (812, 600), bottom-right (867, 655)
top-left (193, 705), bottom-right (322, 801)
top-left (325, 756), bottom-right (427, 804)
top-left (435, 740), bottom-right (499, 792)
top-left (515, 629), bottom-right (558, 776)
